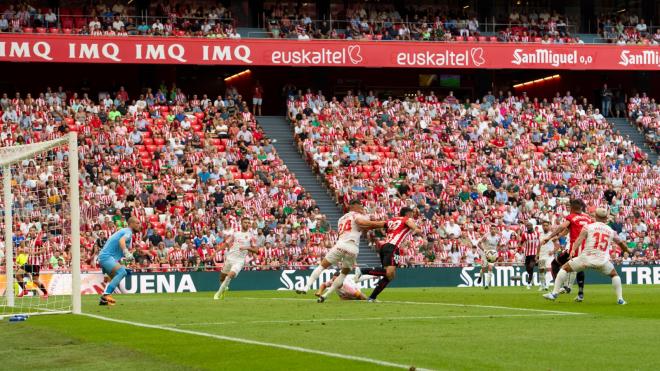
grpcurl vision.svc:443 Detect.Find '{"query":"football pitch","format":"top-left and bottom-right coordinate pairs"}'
top-left (3, 285), bottom-right (660, 371)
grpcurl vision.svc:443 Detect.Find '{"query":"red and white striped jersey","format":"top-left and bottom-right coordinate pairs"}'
top-left (384, 216), bottom-right (413, 248)
top-left (520, 230), bottom-right (541, 256)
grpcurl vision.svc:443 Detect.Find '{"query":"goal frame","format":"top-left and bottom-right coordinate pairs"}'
top-left (2, 132), bottom-right (81, 315)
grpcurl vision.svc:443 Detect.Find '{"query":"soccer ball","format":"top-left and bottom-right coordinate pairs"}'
top-left (485, 250), bottom-right (498, 263)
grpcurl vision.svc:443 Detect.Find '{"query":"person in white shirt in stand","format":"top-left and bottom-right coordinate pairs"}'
top-left (214, 217), bottom-right (260, 300)
top-left (298, 30), bottom-right (311, 40)
top-left (544, 208), bottom-right (629, 304)
top-left (296, 199), bottom-right (385, 303)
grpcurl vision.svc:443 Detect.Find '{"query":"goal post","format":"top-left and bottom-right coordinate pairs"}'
top-left (1, 132), bottom-right (80, 317)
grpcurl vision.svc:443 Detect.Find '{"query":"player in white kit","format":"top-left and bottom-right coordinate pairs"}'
top-left (315, 269), bottom-right (378, 300)
top-left (537, 220), bottom-right (560, 291)
top-left (544, 208), bottom-right (629, 304)
top-left (476, 227), bottom-right (500, 289)
top-left (296, 199), bottom-right (386, 302)
top-left (214, 217), bottom-right (260, 300)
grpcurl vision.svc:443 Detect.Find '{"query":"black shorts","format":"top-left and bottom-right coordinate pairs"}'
top-left (379, 243), bottom-right (400, 267)
top-left (525, 255), bottom-right (536, 266)
top-left (555, 251), bottom-right (570, 265)
top-left (22, 264), bottom-right (41, 276)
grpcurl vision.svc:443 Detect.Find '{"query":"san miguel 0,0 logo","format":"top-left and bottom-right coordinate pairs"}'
top-left (618, 50), bottom-right (660, 67)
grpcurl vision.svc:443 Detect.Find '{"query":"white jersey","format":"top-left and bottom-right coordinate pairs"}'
top-left (336, 211), bottom-right (367, 245)
top-left (539, 231), bottom-right (555, 258)
top-left (225, 230), bottom-right (256, 261)
top-left (581, 222), bottom-right (615, 260)
top-left (481, 233), bottom-right (500, 251)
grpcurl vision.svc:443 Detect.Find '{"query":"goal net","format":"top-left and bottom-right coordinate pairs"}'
top-left (0, 132), bottom-right (81, 318)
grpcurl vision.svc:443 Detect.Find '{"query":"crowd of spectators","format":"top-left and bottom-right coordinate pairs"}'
top-left (265, 3), bottom-right (580, 43)
top-left (598, 13), bottom-right (660, 45)
top-left (627, 92), bottom-right (660, 154)
top-left (0, 1), bottom-right (239, 38)
top-left (0, 84), bottom-right (340, 274)
top-left (287, 88), bottom-right (659, 267)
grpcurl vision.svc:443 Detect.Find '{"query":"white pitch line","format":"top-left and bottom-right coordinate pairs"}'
top-left (242, 297), bottom-right (586, 316)
top-left (159, 312), bottom-right (573, 327)
top-left (83, 313), bottom-right (434, 371)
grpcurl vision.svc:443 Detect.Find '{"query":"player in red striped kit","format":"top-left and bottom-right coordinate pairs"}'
top-left (352, 207), bottom-right (422, 302)
top-left (520, 222), bottom-right (541, 290)
top-left (541, 199), bottom-right (593, 302)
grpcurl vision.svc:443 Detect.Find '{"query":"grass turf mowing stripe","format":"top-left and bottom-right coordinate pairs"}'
top-left (159, 312), bottom-right (577, 327)
top-left (242, 297), bottom-right (587, 315)
top-left (83, 313), bottom-right (434, 371)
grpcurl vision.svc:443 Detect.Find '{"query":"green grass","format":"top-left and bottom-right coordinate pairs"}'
top-left (3, 285), bottom-right (660, 370)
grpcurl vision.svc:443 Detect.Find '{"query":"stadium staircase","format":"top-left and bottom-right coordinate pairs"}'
top-left (609, 117), bottom-right (659, 163)
top-left (258, 116), bottom-right (381, 266)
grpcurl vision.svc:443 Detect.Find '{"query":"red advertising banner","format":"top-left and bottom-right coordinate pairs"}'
top-left (0, 34), bottom-right (658, 70)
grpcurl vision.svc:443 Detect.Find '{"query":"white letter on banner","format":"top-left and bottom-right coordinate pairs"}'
top-left (141, 274), bottom-right (155, 293)
top-left (638, 267), bottom-right (651, 285)
top-left (178, 274), bottom-right (196, 292)
top-left (621, 267), bottom-right (635, 284)
top-left (169, 44), bottom-right (186, 62)
top-left (157, 274), bottom-right (175, 293)
top-left (10, 42), bottom-right (30, 58)
top-left (78, 44), bottom-right (99, 59)
top-left (234, 45), bottom-right (252, 63)
top-left (34, 42), bottom-right (52, 60)
top-left (102, 43), bottom-right (120, 61)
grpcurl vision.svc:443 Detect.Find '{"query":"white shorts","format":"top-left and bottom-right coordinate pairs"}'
top-left (480, 250), bottom-right (495, 267)
top-left (568, 254), bottom-right (615, 275)
top-left (252, 98), bottom-right (262, 105)
top-left (221, 258), bottom-right (245, 277)
top-left (325, 241), bottom-right (359, 269)
top-left (538, 257), bottom-right (552, 269)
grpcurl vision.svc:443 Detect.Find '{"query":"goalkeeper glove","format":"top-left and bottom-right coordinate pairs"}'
top-left (124, 250), bottom-right (134, 261)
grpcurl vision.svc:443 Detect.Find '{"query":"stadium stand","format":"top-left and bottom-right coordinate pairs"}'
top-left (287, 88), bottom-right (660, 267)
top-left (627, 93), bottom-right (660, 154)
top-left (0, 85), bottom-right (339, 273)
top-left (2, 1), bottom-right (656, 44)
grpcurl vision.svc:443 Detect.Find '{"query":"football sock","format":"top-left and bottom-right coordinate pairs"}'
top-left (553, 269), bottom-right (568, 295)
top-left (322, 273), bottom-right (346, 299)
top-left (576, 271), bottom-right (585, 295)
top-left (369, 277), bottom-right (391, 300)
top-left (550, 259), bottom-right (561, 279)
top-left (355, 274), bottom-right (377, 283)
top-left (539, 270), bottom-right (547, 289)
top-left (484, 272), bottom-right (491, 287)
top-left (38, 283), bottom-right (48, 295)
top-left (612, 276), bottom-right (623, 301)
top-left (566, 272), bottom-right (576, 289)
top-left (304, 265), bottom-right (325, 291)
top-left (219, 276), bottom-right (232, 293)
top-left (104, 267), bottom-right (127, 295)
top-left (17, 280), bottom-right (26, 290)
top-left (360, 267), bottom-right (387, 277)
top-left (525, 260), bottom-right (535, 285)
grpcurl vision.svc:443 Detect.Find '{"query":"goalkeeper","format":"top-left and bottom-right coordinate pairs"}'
top-left (98, 217), bottom-right (140, 306)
